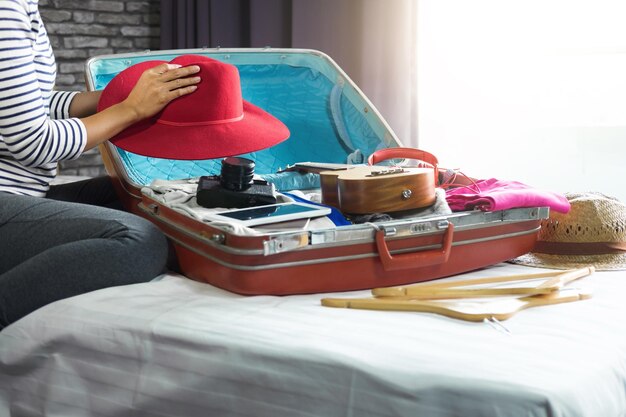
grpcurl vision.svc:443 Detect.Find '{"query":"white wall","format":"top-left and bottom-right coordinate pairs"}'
top-left (417, 0), bottom-right (626, 202)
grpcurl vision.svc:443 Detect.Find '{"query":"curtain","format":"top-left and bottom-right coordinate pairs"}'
top-left (159, 0), bottom-right (292, 49)
top-left (159, 0), bottom-right (418, 148)
top-left (291, 0), bottom-right (418, 148)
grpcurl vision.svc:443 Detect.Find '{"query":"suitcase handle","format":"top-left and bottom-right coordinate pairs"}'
top-left (375, 222), bottom-right (454, 271)
top-left (368, 147), bottom-right (438, 167)
top-left (368, 147), bottom-right (439, 186)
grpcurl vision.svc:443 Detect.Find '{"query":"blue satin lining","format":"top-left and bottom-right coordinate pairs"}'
top-left (89, 52), bottom-right (392, 191)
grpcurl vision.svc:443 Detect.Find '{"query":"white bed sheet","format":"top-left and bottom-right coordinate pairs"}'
top-left (1, 263), bottom-right (625, 417)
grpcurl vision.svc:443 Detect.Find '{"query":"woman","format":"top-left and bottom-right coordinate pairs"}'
top-left (0, 0), bottom-right (201, 328)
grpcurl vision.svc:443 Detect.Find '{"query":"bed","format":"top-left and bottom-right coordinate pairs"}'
top-left (1, 262), bottom-right (625, 417)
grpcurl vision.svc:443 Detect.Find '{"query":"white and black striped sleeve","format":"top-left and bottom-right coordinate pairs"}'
top-left (49, 90), bottom-right (79, 120)
top-left (0, 0), bottom-right (86, 168)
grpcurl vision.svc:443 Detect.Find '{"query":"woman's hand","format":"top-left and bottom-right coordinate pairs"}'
top-left (80, 63), bottom-right (201, 150)
top-left (121, 63), bottom-right (201, 121)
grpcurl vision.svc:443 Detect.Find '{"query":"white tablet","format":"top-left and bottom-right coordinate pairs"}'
top-left (205, 202), bottom-right (331, 227)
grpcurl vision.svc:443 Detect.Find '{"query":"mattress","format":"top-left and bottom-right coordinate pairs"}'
top-left (1, 263), bottom-right (625, 417)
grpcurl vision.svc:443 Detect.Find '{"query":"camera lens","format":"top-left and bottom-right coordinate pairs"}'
top-left (220, 157), bottom-right (255, 191)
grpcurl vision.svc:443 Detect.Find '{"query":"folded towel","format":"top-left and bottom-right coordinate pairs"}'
top-left (445, 178), bottom-right (571, 213)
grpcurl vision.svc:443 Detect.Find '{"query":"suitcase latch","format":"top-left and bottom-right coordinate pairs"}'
top-left (264, 232), bottom-right (309, 255)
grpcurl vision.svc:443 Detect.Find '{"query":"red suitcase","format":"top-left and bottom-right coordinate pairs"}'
top-left (85, 48), bottom-right (546, 294)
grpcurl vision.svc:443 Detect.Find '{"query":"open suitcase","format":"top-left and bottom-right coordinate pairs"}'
top-left (85, 48), bottom-right (547, 295)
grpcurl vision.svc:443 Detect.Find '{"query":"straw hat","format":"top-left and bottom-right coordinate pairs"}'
top-left (97, 54), bottom-right (290, 160)
top-left (510, 192), bottom-right (626, 270)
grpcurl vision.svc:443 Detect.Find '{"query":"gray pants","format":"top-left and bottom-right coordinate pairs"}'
top-left (0, 177), bottom-right (168, 328)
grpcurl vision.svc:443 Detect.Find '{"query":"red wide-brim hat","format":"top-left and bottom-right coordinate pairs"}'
top-left (97, 54), bottom-right (290, 160)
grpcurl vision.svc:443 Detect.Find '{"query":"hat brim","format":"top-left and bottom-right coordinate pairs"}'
top-left (509, 252), bottom-right (626, 271)
top-left (109, 101), bottom-right (289, 160)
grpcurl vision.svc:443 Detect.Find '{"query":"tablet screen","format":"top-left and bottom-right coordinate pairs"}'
top-left (218, 203), bottom-right (322, 221)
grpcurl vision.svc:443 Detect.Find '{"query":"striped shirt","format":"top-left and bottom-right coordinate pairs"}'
top-left (0, 0), bottom-right (86, 196)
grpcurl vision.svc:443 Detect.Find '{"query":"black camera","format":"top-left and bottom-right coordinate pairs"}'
top-left (196, 157), bottom-right (277, 209)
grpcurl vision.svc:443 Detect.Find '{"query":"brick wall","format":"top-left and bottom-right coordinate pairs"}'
top-left (39, 0), bottom-right (161, 176)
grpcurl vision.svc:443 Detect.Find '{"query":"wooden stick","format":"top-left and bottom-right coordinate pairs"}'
top-left (536, 266), bottom-right (595, 289)
top-left (375, 286), bottom-right (555, 300)
top-left (371, 267), bottom-right (594, 297)
top-left (321, 288), bottom-right (593, 322)
top-left (373, 266), bottom-right (596, 300)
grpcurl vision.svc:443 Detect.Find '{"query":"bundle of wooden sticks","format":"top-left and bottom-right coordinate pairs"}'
top-left (321, 266), bottom-right (595, 322)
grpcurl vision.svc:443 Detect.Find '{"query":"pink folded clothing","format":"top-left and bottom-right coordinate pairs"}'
top-left (445, 178), bottom-right (571, 213)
